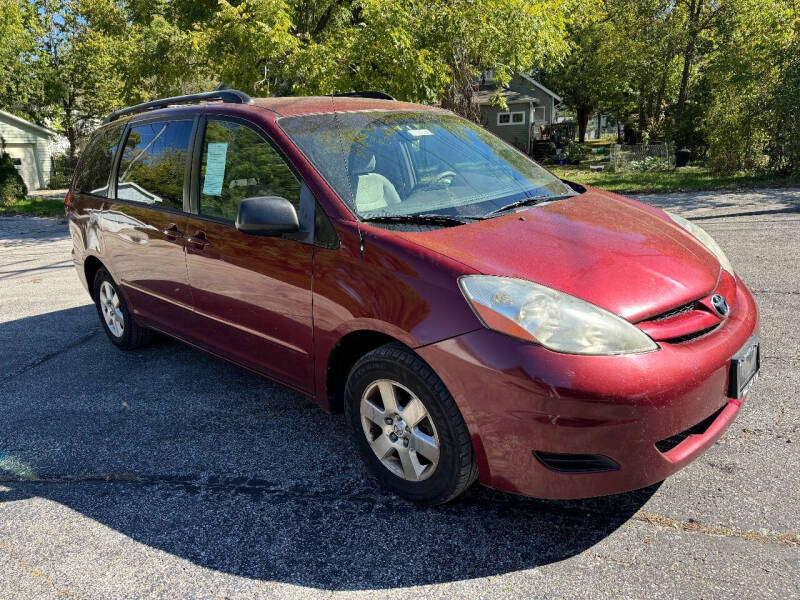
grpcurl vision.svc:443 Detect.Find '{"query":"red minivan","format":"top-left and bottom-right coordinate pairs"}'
top-left (67, 90), bottom-right (760, 505)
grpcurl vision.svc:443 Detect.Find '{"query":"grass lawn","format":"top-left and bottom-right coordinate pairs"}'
top-left (549, 165), bottom-right (800, 194)
top-left (0, 196), bottom-right (65, 217)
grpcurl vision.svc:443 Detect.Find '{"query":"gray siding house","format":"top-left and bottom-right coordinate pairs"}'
top-left (0, 110), bottom-right (58, 191)
top-left (476, 73), bottom-right (563, 153)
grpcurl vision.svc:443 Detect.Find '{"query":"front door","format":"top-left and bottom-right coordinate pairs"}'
top-left (183, 117), bottom-right (314, 392)
top-left (103, 118), bottom-right (196, 337)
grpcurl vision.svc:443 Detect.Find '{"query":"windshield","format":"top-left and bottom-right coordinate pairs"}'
top-left (278, 111), bottom-right (573, 220)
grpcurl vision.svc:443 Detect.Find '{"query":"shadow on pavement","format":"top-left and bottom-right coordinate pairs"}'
top-left (637, 186), bottom-right (800, 217)
top-left (0, 307), bottom-right (658, 590)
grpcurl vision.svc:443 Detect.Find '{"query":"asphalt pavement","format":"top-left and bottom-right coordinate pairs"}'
top-left (1, 188), bottom-right (798, 599)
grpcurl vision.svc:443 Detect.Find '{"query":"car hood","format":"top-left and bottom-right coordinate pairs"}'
top-left (396, 189), bottom-right (721, 322)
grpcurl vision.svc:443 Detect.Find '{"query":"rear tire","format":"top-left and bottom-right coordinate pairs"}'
top-left (92, 268), bottom-right (153, 350)
top-left (345, 342), bottom-right (478, 505)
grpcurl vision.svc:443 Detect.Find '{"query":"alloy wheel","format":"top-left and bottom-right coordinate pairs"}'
top-left (99, 281), bottom-right (124, 338)
top-left (360, 379), bottom-right (440, 482)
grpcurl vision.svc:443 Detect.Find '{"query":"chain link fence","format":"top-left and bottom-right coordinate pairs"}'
top-left (610, 142), bottom-right (674, 171)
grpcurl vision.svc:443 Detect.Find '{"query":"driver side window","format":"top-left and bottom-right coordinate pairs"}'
top-left (199, 119), bottom-right (301, 221)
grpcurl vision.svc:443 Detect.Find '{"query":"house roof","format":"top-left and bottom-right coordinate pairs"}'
top-left (520, 74), bottom-right (563, 103)
top-left (474, 87), bottom-right (541, 105)
top-left (474, 74), bottom-right (563, 106)
top-left (0, 109), bottom-right (57, 138)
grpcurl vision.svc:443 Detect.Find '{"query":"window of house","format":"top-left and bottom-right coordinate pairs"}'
top-left (116, 120), bottom-right (193, 209)
top-left (533, 107), bottom-right (546, 123)
top-left (199, 119), bottom-right (301, 221)
top-left (73, 122), bottom-right (125, 197)
top-left (497, 111), bottom-right (525, 126)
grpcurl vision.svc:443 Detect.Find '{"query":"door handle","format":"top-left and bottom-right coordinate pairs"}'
top-left (187, 230), bottom-right (210, 250)
top-left (162, 223), bottom-right (183, 240)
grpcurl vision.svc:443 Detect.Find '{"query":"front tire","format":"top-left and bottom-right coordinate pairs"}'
top-left (345, 343), bottom-right (478, 505)
top-left (92, 268), bottom-right (153, 350)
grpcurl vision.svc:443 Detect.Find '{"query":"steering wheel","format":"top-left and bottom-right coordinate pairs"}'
top-left (433, 170), bottom-right (458, 185)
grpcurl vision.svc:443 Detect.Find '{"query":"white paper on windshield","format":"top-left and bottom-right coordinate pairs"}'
top-left (408, 129), bottom-right (433, 137)
top-left (202, 142), bottom-right (228, 196)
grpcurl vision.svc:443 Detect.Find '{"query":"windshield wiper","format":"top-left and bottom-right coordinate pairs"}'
top-left (362, 213), bottom-right (478, 227)
top-left (483, 194), bottom-right (577, 218)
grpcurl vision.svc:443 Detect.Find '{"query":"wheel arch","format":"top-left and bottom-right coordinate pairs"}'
top-left (83, 255), bottom-right (106, 300)
top-left (325, 329), bottom-right (408, 414)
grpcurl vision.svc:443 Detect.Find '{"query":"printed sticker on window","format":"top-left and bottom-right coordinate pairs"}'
top-left (202, 142), bottom-right (228, 196)
top-left (408, 129), bottom-right (433, 137)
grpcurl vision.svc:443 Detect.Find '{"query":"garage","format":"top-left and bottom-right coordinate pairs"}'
top-left (0, 109), bottom-right (56, 191)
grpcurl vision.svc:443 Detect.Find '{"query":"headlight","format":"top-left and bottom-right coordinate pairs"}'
top-left (665, 211), bottom-right (733, 274)
top-left (458, 276), bottom-right (658, 355)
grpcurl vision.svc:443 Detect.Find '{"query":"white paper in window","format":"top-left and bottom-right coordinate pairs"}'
top-left (202, 142), bottom-right (228, 196)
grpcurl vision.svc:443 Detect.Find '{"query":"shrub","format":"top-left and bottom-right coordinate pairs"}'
top-left (764, 46), bottom-right (800, 175)
top-left (629, 156), bottom-right (671, 172)
top-left (566, 141), bottom-right (585, 164)
top-left (705, 85), bottom-right (768, 173)
top-left (0, 151), bottom-right (28, 206)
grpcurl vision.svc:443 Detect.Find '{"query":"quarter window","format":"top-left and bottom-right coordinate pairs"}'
top-left (199, 119), bottom-right (300, 221)
top-left (74, 122), bottom-right (125, 197)
top-left (116, 121), bottom-right (193, 209)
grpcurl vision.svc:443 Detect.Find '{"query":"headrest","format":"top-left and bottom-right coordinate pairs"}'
top-left (349, 150), bottom-right (376, 174)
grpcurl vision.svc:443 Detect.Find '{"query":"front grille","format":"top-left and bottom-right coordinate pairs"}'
top-left (655, 405), bottom-right (726, 453)
top-left (533, 451), bottom-right (620, 473)
top-left (650, 301), bottom-right (700, 322)
top-left (662, 324), bottom-right (719, 344)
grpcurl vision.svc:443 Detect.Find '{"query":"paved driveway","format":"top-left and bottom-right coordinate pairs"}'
top-left (1, 188), bottom-right (798, 599)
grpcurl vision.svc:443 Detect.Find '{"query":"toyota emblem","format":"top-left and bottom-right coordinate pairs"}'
top-left (711, 294), bottom-right (730, 318)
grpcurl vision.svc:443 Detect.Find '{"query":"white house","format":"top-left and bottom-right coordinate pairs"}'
top-left (0, 109), bottom-right (58, 191)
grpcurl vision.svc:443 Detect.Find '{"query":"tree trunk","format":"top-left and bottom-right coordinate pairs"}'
top-left (654, 56), bottom-right (671, 126)
top-left (638, 81), bottom-right (647, 135)
top-left (676, 0), bottom-right (703, 120)
top-left (676, 38), bottom-right (695, 117)
top-left (64, 105), bottom-right (77, 160)
top-left (577, 105), bottom-right (591, 143)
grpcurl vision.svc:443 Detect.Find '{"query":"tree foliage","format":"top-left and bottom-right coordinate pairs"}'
top-left (702, 0), bottom-right (800, 172)
top-left (1, 0), bottom-right (798, 174)
top-left (0, 0), bottom-right (40, 115)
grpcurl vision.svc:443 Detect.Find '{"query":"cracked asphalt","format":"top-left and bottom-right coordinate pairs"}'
top-left (1, 188), bottom-right (798, 599)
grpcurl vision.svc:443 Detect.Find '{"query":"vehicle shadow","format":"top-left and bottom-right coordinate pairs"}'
top-left (0, 307), bottom-right (659, 590)
top-left (636, 186), bottom-right (800, 218)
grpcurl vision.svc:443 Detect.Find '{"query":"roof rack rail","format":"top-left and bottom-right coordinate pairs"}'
top-left (329, 91), bottom-right (396, 101)
top-left (103, 90), bottom-right (252, 124)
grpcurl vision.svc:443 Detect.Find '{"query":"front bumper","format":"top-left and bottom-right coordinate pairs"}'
top-left (417, 278), bottom-right (759, 499)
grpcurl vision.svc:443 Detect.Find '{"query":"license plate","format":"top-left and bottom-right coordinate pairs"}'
top-left (728, 336), bottom-right (760, 399)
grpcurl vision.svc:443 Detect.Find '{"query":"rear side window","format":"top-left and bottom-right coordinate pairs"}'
top-left (73, 122), bottom-right (125, 197)
top-left (199, 119), bottom-right (301, 221)
top-left (117, 120), bottom-right (193, 209)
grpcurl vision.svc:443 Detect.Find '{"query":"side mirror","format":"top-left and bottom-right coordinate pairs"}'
top-left (235, 196), bottom-right (299, 236)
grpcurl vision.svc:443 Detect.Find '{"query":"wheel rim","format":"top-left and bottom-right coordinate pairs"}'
top-left (99, 281), bottom-right (124, 338)
top-left (360, 379), bottom-right (440, 482)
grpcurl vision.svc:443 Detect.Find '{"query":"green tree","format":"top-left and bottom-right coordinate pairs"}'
top-left (0, 0), bottom-right (40, 118)
top-left (702, 0), bottom-right (799, 171)
top-left (540, 0), bottom-right (638, 142)
top-left (32, 0), bottom-right (130, 157)
top-left (119, 0), bottom-right (588, 119)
